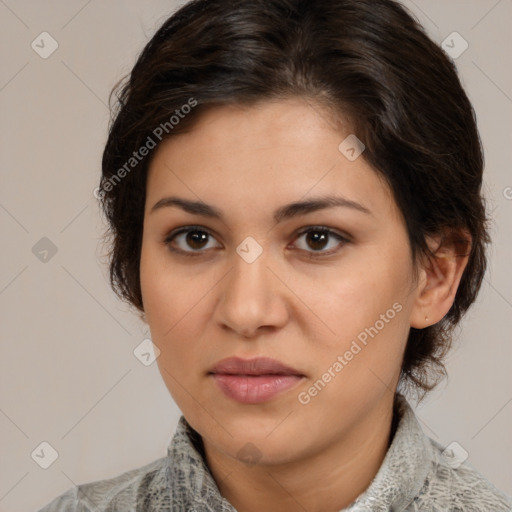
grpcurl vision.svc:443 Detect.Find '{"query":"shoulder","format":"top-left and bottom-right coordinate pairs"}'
top-left (412, 436), bottom-right (512, 512)
top-left (37, 456), bottom-right (169, 512)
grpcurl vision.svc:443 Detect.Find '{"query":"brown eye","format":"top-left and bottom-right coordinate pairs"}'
top-left (164, 227), bottom-right (222, 255)
top-left (304, 231), bottom-right (329, 251)
top-left (293, 227), bottom-right (350, 256)
top-left (183, 230), bottom-right (209, 250)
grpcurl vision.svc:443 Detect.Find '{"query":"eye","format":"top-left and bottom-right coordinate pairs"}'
top-left (164, 226), bottom-right (221, 256)
top-left (291, 226), bottom-right (350, 256)
top-left (163, 225), bottom-right (350, 258)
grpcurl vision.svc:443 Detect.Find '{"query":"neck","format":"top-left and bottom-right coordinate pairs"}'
top-left (202, 394), bottom-right (398, 512)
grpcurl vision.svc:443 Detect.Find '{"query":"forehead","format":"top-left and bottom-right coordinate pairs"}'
top-left (145, 99), bottom-right (399, 224)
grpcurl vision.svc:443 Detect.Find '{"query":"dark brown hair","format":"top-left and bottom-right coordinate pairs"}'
top-left (100, 0), bottom-right (490, 401)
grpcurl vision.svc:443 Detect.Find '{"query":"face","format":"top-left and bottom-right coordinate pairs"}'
top-left (140, 98), bottom-right (422, 466)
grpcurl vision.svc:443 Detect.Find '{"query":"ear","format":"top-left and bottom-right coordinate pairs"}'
top-left (410, 230), bottom-right (472, 329)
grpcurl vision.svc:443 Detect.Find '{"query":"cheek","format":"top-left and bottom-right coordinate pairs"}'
top-left (305, 287), bottom-right (409, 413)
top-left (313, 261), bottom-right (408, 342)
top-left (141, 266), bottom-right (204, 403)
top-left (140, 243), bottom-right (184, 326)
top-left (140, 248), bottom-right (208, 367)
top-left (304, 248), bottom-right (412, 387)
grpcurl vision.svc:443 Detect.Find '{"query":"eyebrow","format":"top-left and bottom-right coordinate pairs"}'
top-left (150, 194), bottom-right (372, 222)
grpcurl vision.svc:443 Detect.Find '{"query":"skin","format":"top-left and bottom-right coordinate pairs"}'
top-left (139, 97), bottom-right (470, 512)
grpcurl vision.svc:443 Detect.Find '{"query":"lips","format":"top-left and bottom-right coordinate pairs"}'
top-left (209, 356), bottom-right (304, 376)
top-left (209, 357), bottom-right (305, 404)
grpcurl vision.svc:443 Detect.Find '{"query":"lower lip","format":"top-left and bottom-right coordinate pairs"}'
top-left (210, 374), bottom-right (303, 404)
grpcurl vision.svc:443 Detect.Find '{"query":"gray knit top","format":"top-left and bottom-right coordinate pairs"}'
top-left (38, 394), bottom-right (512, 511)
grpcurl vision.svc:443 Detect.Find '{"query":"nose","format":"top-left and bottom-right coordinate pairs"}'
top-left (214, 244), bottom-right (290, 338)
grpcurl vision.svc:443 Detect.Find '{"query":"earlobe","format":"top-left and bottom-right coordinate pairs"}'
top-left (410, 231), bottom-right (471, 329)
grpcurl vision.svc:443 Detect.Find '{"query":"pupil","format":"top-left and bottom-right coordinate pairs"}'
top-left (307, 231), bottom-right (327, 250)
top-left (187, 231), bottom-right (208, 249)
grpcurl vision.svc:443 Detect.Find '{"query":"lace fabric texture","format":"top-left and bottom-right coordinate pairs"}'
top-left (38, 394), bottom-right (512, 512)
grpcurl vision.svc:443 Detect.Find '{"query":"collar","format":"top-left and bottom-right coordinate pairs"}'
top-left (343, 393), bottom-right (432, 511)
top-left (166, 394), bottom-right (432, 511)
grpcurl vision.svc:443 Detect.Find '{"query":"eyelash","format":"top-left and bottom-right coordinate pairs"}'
top-left (163, 225), bottom-right (351, 258)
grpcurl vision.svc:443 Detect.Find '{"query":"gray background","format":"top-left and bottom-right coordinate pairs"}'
top-left (0, 1), bottom-right (511, 510)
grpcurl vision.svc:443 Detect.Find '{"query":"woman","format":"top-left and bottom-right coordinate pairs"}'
top-left (39, 0), bottom-right (512, 510)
